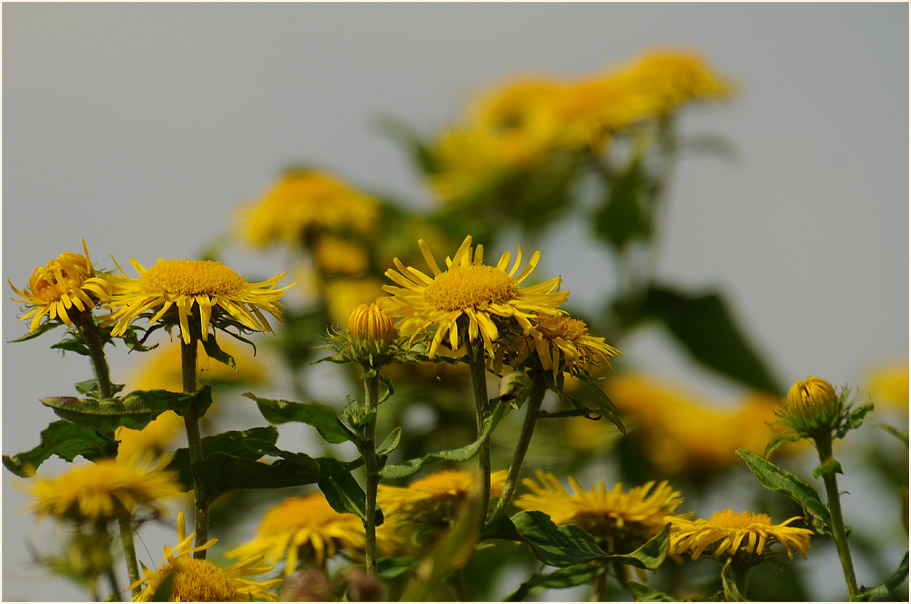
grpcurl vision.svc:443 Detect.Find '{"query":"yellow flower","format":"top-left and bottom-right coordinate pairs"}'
top-left (514, 470), bottom-right (683, 552)
top-left (668, 509), bottom-right (812, 561)
top-left (237, 170), bottom-right (379, 248)
top-left (227, 492), bottom-right (394, 575)
top-left (313, 235), bottom-right (370, 276)
top-left (622, 49), bottom-right (734, 114)
top-left (130, 512), bottom-right (281, 602)
top-left (866, 360), bottom-right (909, 412)
top-left (606, 374), bottom-right (785, 475)
top-left (379, 235), bottom-right (567, 359)
top-left (106, 258), bottom-right (292, 345)
top-left (9, 239), bottom-right (113, 333)
top-left (116, 412), bottom-right (185, 464)
top-left (23, 457), bottom-right (182, 523)
top-left (379, 469), bottom-right (507, 518)
top-left (784, 376), bottom-right (840, 430)
top-left (501, 313), bottom-right (622, 377)
top-left (324, 277), bottom-right (388, 326)
top-left (348, 303), bottom-right (397, 348)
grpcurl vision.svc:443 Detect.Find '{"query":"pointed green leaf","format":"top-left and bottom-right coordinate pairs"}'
top-left (51, 336), bottom-right (90, 356)
top-left (376, 427), bottom-right (402, 457)
top-left (504, 563), bottom-right (602, 601)
top-left (835, 403), bottom-right (874, 440)
top-left (765, 433), bottom-right (801, 458)
top-left (243, 393), bottom-right (354, 444)
top-left (316, 457), bottom-right (383, 525)
top-left (877, 424), bottom-right (909, 448)
top-left (736, 449), bottom-right (831, 534)
top-left (510, 511), bottom-right (609, 567)
top-left (8, 321), bottom-right (60, 343)
top-left (627, 581), bottom-right (677, 602)
top-left (201, 335), bottom-right (237, 371)
top-left (813, 458), bottom-right (843, 479)
top-left (3, 420), bottom-right (115, 477)
top-left (611, 524), bottom-right (671, 570)
top-left (857, 551), bottom-right (908, 601)
top-left (379, 402), bottom-right (507, 479)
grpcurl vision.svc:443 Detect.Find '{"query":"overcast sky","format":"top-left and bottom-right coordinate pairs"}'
top-left (3, 3), bottom-right (908, 601)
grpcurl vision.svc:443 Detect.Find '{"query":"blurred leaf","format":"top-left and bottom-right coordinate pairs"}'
top-left (858, 551), bottom-right (908, 601)
top-left (592, 153), bottom-right (651, 249)
top-left (504, 563), bottom-right (602, 601)
top-left (244, 393), bottom-right (355, 444)
top-left (3, 420), bottom-right (115, 477)
top-left (201, 335), bottom-right (237, 371)
top-left (676, 134), bottom-right (740, 161)
top-left (765, 433), bottom-right (801, 458)
top-left (316, 457), bottom-right (383, 526)
top-left (813, 458), bottom-right (843, 479)
top-left (736, 449), bottom-right (831, 534)
top-left (878, 424), bottom-right (909, 448)
top-left (376, 556), bottom-right (418, 579)
top-left (628, 580), bottom-right (677, 602)
top-left (615, 285), bottom-right (782, 394)
top-left (379, 402), bottom-right (507, 479)
top-left (721, 559), bottom-right (747, 602)
top-left (375, 114), bottom-right (437, 175)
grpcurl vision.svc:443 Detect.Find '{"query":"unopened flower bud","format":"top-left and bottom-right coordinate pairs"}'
top-left (347, 303), bottom-right (397, 348)
top-left (785, 376), bottom-right (839, 431)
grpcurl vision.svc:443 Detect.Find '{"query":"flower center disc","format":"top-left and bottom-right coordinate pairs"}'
top-left (708, 509), bottom-right (771, 528)
top-left (423, 265), bottom-right (518, 311)
top-left (140, 260), bottom-right (248, 296)
top-left (168, 558), bottom-right (237, 602)
top-left (538, 315), bottom-right (588, 341)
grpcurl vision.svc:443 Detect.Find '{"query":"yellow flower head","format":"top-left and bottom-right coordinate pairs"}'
top-left (9, 239), bottom-right (113, 333)
top-left (106, 258), bottom-right (292, 345)
top-left (501, 313), bottom-right (622, 377)
top-left (227, 492), bottom-right (394, 575)
top-left (623, 49), bottom-right (734, 114)
top-left (379, 469), bottom-right (507, 519)
top-left (784, 376), bottom-right (840, 431)
top-left (237, 170), bottom-right (379, 248)
top-left (23, 457), bottom-right (182, 523)
top-left (514, 471), bottom-right (683, 552)
top-left (668, 509), bottom-right (812, 562)
top-left (131, 512), bottom-right (281, 602)
top-left (379, 235), bottom-right (567, 359)
top-left (347, 302), bottom-right (398, 349)
top-left (324, 277), bottom-right (388, 326)
top-left (313, 235), bottom-right (370, 276)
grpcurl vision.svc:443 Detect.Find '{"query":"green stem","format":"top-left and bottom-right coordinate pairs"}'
top-left (77, 313), bottom-right (115, 400)
top-left (116, 504), bottom-right (142, 597)
top-left (465, 330), bottom-right (491, 519)
top-left (181, 326), bottom-right (209, 559)
top-left (489, 374), bottom-right (547, 523)
top-left (814, 433), bottom-right (860, 600)
top-left (590, 568), bottom-right (608, 602)
top-left (360, 368), bottom-right (381, 576)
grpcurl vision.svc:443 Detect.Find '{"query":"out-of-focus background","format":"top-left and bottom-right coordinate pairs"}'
top-left (3, 3), bottom-right (907, 601)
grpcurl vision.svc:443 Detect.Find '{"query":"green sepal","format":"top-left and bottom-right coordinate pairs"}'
top-left (813, 458), bottom-right (843, 479)
top-left (736, 449), bottom-right (831, 534)
top-left (243, 392), bottom-right (355, 444)
top-left (201, 335), bottom-right (237, 371)
top-left (39, 388), bottom-right (208, 433)
top-left (51, 334), bottom-right (90, 356)
top-left (376, 427), bottom-right (402, 457)
top-left (2, 420), bottom-right (116, 477)
top-left (764, 433), bottom-right (801, 458)
top-left (504, 563), bottom-right (602, 601)
top-left (835, 402), bottom-right (874, 440)
top-left (877, 423), bottom-right (909, 448)
top-left (627, 581), bottom-right (677, 602)
top-left (721, 559), bottom-right (748, 602)
top-left (379, 402), bottom-right (507, 480)
top-left (8, 321), bottom-right (59, 343)
top-left (316, 457), bottom-right (383, 526)
top-left (856, 551), bottom-right (909, 601)
top-left (344, 394), bottom-right (376, 431)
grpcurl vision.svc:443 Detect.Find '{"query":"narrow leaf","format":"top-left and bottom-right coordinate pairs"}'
top-left (376, 427), bottom-right (402, 457)
top-left (877, 424), bottom-right (909, 448)
top-left (8, 321), bottom-right (59, 343)
top-left (627, 581), bottom-right (677, 602)
top-left (504, 563), bottom-right (602, 601)
top-left (3, 420), bottom-right (115, 477)
top-left (244, 393), bottom-right (354, 444)
top-left (316, 457), bottom-right (383, 526)
top-left (201, 335), bottom-right (237, 371)
top-left (858, 551), bottom-right (909, 600)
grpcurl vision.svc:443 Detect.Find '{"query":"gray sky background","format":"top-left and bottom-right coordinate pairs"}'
top-left (3, 3), bottom-right (908, 601)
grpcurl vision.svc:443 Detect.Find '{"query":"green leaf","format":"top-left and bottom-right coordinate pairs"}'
top-left (51, 336), bottom-right (90, 356)
top-left (504, 563), bottom-right (602, 601)
top-left (3, 420), bottom-right (115, 477)
top-left (721, 559), bottom-right (747, 602)
top-left (201, 335), bottom-right (237, 371)
top-left (74, 379), bottom-right (125, 398)
top-left (592, 152), bottom-right (651, 249)
top-left (736, 449), bottom-right (831, 534)
top-left (244, 393), bottom-right (354, 444)
top-left (813, 458), bottom-right (843, 479)
top-left (764, 433), bottom-right (801, 458)
top-left (615, 286), bottom-right (782, 394)
top-left (858, 551), bottom-right (909, 601)
top-left (375, 556), bottom-right (418, 579)
top-left (40, 388), bottom-right (200, 434)
top-left (149, 570), bottom-right (175, 601)
top-left (376, 427), bottom-right (402, 457)
top-left (8, 321), bottom-right (60, 343)
top-left (379, 402), bottom-right (507, 479)
top-left (627, 581), bottom-right (677, 602)
top-left (316, 457), bottom-right (383, 526)
top-left (877, 424), bottom-right (909, 448)
top-left (510, 511), bottom-right (609, 567)
top-left (612, 524), bottom-right (671, 570)
top-left (835, 403), bottom-right (874, 440)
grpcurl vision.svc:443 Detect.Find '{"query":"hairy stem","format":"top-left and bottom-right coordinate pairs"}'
top-left (181, 326), bottom-right (209, 559)
top-left (465, 332), bottom-right (491, 519)
top-left (116, 504), bottom-right (142, 597)
top-left (361, 369), bottom-right (381, 576)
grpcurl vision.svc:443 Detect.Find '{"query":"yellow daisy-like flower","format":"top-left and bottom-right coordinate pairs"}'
top-left (379, 469), bottom-right (508, 518)
top-left (226, 492), bottom-right (395, 575)
top-left (9, 239), bottom-right (113, 333)
top-left (131, 512), bottom-right (281, 602)
top-left (502, 313), bottom-right (622, 377)
top-left (668, 509), bottom-right (812, 561)
top-left (380, 235), bottom-right (567, 359)
top-left (106, 258), bottom-right (292, 345)
top-left (622, 48), bottom-right (734, 115)
top-left (237, 170), bottom-right (379, 249)
top-left (514, 471), bottom-right (683, 552)
top-left (23, 457), bottom-right (182, 523)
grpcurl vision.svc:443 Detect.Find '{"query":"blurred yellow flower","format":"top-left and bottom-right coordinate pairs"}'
top-left (514, 470), bottom-right (682, 552)
top-left (237, 170), bottom-right (379, 248)
top-left (866, 360), bottom-right (909, 412)
top-left (130, 512), bottom-right (281, 602)
top-left (622, 49), bottom-right (734, 115)
top-left (24, 457), bottom-right (181, 523)
top-left (606, 374), bottom-right (783, 475)
top-left (668, 509), bottom-right (812, 561)
top-left (380, 235), bottom-right (567, 359)
top-left (9, 240), bottom-right (113, 333)
top-left (325, 277), bottom-right (387, 326)
top-left (313, 235), bottom-right (370, 277)
top-left (107, 258), bottom-right (291, 345)
top-left (379, 469), bottom-right (507, 518)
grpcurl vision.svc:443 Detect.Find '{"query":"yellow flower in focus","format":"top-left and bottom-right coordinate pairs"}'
top-left (866, 360), bottom-right (909, 411)
top-left (504, 313), bottom-right (622, 377)
top-left (9, 240), bottom-right (113, 333)
top-left (622, 49), bottom-right (734, 114)
top-left (24, 457), bottom-right (182, 523)
top-left (131, 512), bottom-right (281, 602)
top-left (379, 469), bottom-right (507, 518)
top-left (785, 376), bottom-right (840, 430)
top-left (325, 277), bottom-right (387, 326)
top-left (227, 493), bottom-right (394, 575)
top-left (237, 170), bottom-right (379, 248)
top-left (514, 471), bottom-right (682, 552)
top-left (380, 235), bottom-right (567, 359)
top-left (668, 509), bottom-right (812, 561)
top-left (313, 236), bottom-right (370, 277)
top-left (107, 258), bottom-right (291, 345)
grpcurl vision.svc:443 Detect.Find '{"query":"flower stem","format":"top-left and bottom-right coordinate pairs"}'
top-left (465, 331), bottom-right (491, 519)
top-left (181, 327), bottom-right (209, 559)
top-left (489, 373), bottom-right (547, 523)
top-left (814, 433), bottom-right (860, 600)
top-left (76, 313), bottom-right (115, 400)
top-left (116, 504), bottom-right (142, 597)
top-left (360, 368), bottom-right (381, 576)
